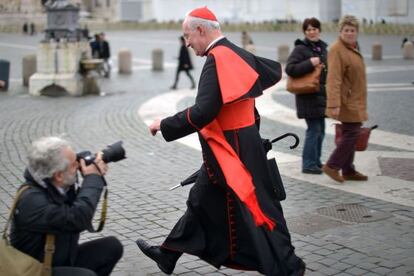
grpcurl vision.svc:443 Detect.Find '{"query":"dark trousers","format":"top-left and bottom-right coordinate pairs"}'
top-left (53, 236), bottom-right (123, 276)
top-left (327, 122), bottom-right (362, 175)
top-left (303, 118), bottom-right (325, 169)
top-left (173, 69), bottom-right (195, 88)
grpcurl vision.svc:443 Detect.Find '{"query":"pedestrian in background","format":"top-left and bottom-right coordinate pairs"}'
top-left (401, 37), bottom-right (408, 48)
top-left (241, 30), bottom-right (253, 49)
top-left (99, 32), bottom-right (111, 78)
top-left (323, 15), bottom-right (368, 183)
top-left (285, 17), bottom-right (328, 174)
top-left (83, 25), bottom-right (90, 40)
top-left (22, 22), bottom-right (28, 35)
top-left (170, 36), bottom-right (196, 90)
top-left (29, 22), bottom-right (36, 35)
top-left (90, 34), bottom-right (101, 58)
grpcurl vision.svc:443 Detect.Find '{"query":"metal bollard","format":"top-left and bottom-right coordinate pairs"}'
top-left (278, 44), bottom-right (290, 63)
top-left (22, 54), bottom-right (37, 87)
top-left (118, 49), bottom-right (132, 74)
top-left (403, 41), bottom-right (414, 60)
top-left (372, 42), bottom-right (382, 60)
top-left (152, 49), bottom-right (164, 71)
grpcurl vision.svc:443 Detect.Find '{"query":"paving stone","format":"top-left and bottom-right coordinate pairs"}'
top-left (319, 266), bottom-right (342, 276)
top-left (344, 267), bottom-right (370, 275)
top-left (318, 258), bottom-right (340, 267)
top-left (372, 267), bottom-right (394, 275)
top-left (357, 262), bottom-right (381, 270)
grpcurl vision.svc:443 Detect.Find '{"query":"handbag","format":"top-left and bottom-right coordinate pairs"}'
top-left (335, 124), bottom-right (378, 151)
top-left (0, 186), bottom-right (55, 276)
top-left (286, 64), bottom-right (323, 94)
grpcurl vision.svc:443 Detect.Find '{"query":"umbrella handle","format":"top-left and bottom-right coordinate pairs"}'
top-left (270, 133), bottom-right (300, 149)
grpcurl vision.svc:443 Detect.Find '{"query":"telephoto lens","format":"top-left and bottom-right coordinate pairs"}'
top-left (101, 141), bottom-right (126, 163)
top-left (77, 141), bottom-right (126, 166)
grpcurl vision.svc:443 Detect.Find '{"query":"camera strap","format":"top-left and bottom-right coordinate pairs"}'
top-left (88, 185), bottom-right (107, 233)
top-left (87, 169), bottom-right (108, 233)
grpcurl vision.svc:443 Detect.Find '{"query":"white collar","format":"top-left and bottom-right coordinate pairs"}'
top-left (204, 36), bottom-right (225, 55)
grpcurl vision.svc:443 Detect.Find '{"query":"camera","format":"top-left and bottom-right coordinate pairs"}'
top-left (77, 141), bottom-right (126, 166)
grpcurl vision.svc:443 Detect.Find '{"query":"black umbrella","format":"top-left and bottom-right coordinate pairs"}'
top-left (169, 133), bottom-right (299, 191)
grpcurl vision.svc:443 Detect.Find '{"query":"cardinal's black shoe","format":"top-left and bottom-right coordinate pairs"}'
top-left (136, 239), bottom-right (179, 275)
top-left (294, 259), bottom-right (306, 276)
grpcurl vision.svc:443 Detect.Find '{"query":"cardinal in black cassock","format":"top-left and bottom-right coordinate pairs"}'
top-left (138, 6), bottom-right (306, 276)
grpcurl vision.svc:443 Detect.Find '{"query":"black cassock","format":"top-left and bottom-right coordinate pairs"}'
top-left (159, 38), bottom-right (303, 275)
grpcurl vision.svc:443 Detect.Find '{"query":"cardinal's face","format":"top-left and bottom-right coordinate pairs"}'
top-left (182, 19), bottom-right (207, 56)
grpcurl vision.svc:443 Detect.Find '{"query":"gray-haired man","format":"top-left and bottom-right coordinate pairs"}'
top-left (10, 136), bottom-right (123, 276)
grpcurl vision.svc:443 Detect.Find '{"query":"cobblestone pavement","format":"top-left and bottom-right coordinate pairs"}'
top-left (0, 30), bottom-right (414, 275)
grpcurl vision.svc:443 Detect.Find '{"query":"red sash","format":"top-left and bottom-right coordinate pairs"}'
top-left (199, 46), bottom-right (275, 231)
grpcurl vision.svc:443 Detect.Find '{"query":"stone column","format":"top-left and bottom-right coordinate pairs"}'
top-left (403, 41), bottom-right (414, 59)
top-left (278, 45), bottom-right (290, 63)
top-left (22, 54), bottom-right (37, 87)
top-left (118, 49), bottom-right (132, 74)
top-left (152, 49), bottom-right (163, 71)
top-left (372, 43), bottom-right (382, 60)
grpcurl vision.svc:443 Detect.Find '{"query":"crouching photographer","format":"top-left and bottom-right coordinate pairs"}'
top-left (9, 136), bottom-right (124, 276)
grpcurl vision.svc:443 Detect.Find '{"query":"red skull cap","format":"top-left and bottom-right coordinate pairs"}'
top-left (188, 6), bottom-right (218, 22)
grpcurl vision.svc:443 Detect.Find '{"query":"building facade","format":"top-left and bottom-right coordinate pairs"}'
top-left (1, 0), bottom-right (413, 24)
top-left (117, 0), bottom-right (342, 23)
top-left (342, 0), bottom-right (414, 24)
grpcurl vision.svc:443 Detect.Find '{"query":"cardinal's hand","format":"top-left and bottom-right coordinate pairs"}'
top-left (149, 118), bottom-right (161, 136)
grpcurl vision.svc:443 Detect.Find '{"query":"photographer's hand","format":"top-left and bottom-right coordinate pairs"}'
top-left (80, 153), bottom-right (108, 176)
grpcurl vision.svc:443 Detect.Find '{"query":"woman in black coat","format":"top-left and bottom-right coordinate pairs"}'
top-left (171, 36), bottom-right (196, 90)
top-left (285, 17), bottom-right (328, 174)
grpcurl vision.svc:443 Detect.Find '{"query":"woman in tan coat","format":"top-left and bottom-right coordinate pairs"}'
top-left (322, 15), bottom-right (368, 183)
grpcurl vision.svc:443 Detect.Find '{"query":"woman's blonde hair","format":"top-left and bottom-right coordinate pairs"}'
top-left (339, 15), bottom-right (359, 31)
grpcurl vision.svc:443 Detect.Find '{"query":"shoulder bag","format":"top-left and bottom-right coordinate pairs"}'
top-left (0, 186), bottom-right (55, 276)
top-left (335, 124), bottom-right (378, 151)
top-left (286, 63), bottom-right (323, 94)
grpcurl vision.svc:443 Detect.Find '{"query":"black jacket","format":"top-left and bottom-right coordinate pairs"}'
top-left (100, 40), bottom-right (110, 59)
top-left (10, 170), bottom-right (105, 266)
top-left (285, 38), bottom-right (328, 119)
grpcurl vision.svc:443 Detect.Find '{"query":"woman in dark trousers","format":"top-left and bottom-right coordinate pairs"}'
top-left (171, 36), bottom-right (196, 90)
top-left (285, 17), bottom-right (328, 174)
top-left (323, 15), bottom-right (368, 183)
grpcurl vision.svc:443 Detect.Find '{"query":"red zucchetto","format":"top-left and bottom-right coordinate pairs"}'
top-left (188, 6), bottom-right (218, 22)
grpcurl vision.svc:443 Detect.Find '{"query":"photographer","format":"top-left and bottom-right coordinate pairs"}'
top-left (10, 136), bottom-right (123, 276)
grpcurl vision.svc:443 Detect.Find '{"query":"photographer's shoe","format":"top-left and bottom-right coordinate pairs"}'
top-left (136, 239), bottom-right (179, 275)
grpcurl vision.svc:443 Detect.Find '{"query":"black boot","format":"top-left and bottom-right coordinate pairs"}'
top-left (136, 239), bottom-right (181, 275)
